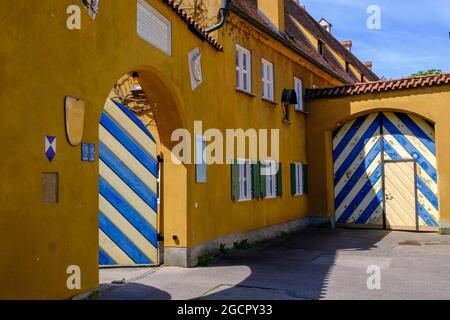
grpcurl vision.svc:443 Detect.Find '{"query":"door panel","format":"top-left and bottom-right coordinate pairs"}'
top-left (384, 161), bottom-right (417, 230)
top-left (99, 99), bottom-right (159, 266)
top-left (333, 113), bottom-right (383, 228)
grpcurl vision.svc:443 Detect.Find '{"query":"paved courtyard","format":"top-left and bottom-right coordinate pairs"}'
top-left (100, 228), bottom-right (450, 300)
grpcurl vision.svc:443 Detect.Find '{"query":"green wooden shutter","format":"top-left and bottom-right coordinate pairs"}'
top-left (303, 164), bottom-right (309, 195)
top-left (290, 163), bottom-right (297, 195)
top-left (252, 162), bottom-right (261, 199)
top-left (260, 162), bottom-right (267, 198)
top-left (231, 161), bottom-right (240, 201)
top-left (276, 162), bottom-right (282, 197)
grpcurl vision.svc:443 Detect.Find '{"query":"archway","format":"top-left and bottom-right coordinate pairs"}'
top-left (98, 70), bottom-right (188, 267)
top-left (332, 112), bottom-right (439, 232)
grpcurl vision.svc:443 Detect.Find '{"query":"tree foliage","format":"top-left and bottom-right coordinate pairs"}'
top-left (411, 69), bottom-right (443, 77)
top-left (176, 0), bottom-right (215, 27)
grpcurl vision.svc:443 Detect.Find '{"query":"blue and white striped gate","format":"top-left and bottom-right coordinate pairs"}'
top-left (99, 99), bottom-right (159, 266)
top-left (333, 112), bottom-right (439, 231)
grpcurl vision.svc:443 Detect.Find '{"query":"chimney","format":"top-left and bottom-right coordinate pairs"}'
top-left (342, 40), bottom-right (352, 52)
top-left (257, 0), bottom-right (285, 32)
top-left (318, 18), bottom-right (332, 33)
top-left (364, 61), bottom-right (373, 71)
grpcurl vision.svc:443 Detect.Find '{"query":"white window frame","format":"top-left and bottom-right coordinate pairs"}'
top-left (238, 159), bottom-right (253, 201)
top-left (294, 77), bottom-right (304, 112)
top-left (294, 163), bottom-right (304, 196)
top-left (195, 135), bottom-right (207, 183)
top-left (262, 59), bottom-right (274, 101)
top-left (236, 45), bottom-right (252, 93)
top-left (263, 160), bottom-right (277, 198)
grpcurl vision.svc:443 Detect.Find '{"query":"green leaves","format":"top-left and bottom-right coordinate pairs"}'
top-left (411, 69), bottom-right (443, 77)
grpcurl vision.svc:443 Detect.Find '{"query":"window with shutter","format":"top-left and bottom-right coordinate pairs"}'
top-left (291, 163), bottom-right (307, 196)
top-left (231, 161), bottom-right (240, 201)
top-left (235, 159), bottom-right (253, 201)
top-left (262, 160), bottom-right (277, 198)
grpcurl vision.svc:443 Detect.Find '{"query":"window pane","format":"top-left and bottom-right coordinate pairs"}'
top-left (299, 164), bottom-right (303, 195)
top-left (247, 162), bottom-right (252, 199)
top-left (295, 78), bottom-right (303, 111)
top-left (237, 69), bottom-right (240, 89)
top-left (243, 53), bottom-right (248, 70)
top-left (236, 49), bottom-right (241, 89)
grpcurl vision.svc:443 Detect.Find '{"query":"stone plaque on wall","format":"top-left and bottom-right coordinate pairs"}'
top-left (42, 173), bottom-right (59, 204)
top-left (137, 0), bottom-right (172, 56)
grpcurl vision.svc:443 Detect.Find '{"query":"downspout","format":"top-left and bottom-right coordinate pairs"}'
top-left (205, 0), bottom-right (231, 33)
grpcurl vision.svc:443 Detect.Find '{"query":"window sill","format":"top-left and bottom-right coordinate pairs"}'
top-left (238, 198), bottom-right (252, 202)
top-left (236, 89), bottom-right (256, 98)
top-left (262, 98), bottom-right (278, 106)
top-left (294, 110), bottom-right (308, 116)
top-left (264, 196), bottom-right (278, 200)
top-left (293, 193), bottom-right (305, 197)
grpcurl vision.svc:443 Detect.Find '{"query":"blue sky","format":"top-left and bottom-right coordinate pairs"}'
top-left (300, 0), bottom-right (450, 79)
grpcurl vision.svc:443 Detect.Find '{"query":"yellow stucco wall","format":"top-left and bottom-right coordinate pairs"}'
top-left (0, 0), bottom-right (344, 299)
top-left (306, 85), bottom-right (450, 230)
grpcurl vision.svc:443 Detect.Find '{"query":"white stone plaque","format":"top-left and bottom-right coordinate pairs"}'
top-left (137, 0), bottom-right (172, 56)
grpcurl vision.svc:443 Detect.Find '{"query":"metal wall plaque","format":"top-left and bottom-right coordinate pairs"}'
top-left (82, 143), bottom-right (96, 162)
top-left (65, 96), bottom-right (86, 146)
top-left (137, 0), bottom-right (172, 56)
top-left (42, 173), bottom-right (59, 204)
top-left (81, 0), bottom-right (100, 20)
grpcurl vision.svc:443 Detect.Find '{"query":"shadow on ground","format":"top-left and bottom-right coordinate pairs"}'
top-left (100, 282), bottom-right (171, 300)
top-left (197, 228), bottom-right (388, 300)
top-left (101, 228), bottom-right (398, 300)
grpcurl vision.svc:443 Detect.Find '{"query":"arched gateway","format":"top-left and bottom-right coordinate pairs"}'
top-left (333, 112), bottom-right (439, 231)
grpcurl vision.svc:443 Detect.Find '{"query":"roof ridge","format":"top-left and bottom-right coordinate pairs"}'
top-left (286, 0), bottom-right (378, 80)
top-left (305, 73), bottom-right (450, 99)
top-left (352, 72), bottom-right (450, 86)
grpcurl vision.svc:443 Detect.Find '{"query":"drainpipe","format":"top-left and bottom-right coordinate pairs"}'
top-left (205, 0), bottom-right (231, 33)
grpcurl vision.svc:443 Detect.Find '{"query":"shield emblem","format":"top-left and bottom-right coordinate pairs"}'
top-left (65, 96), bottom-right (86, 146)
top-left (45, 136), bottom-right (57, 162)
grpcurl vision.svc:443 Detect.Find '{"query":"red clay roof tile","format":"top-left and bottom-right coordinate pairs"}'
top-left (305, 73), bottom-right (450, 100)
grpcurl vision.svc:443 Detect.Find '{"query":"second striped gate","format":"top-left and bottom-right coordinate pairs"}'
top-left (333, 112), bottom-right (439, 231)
